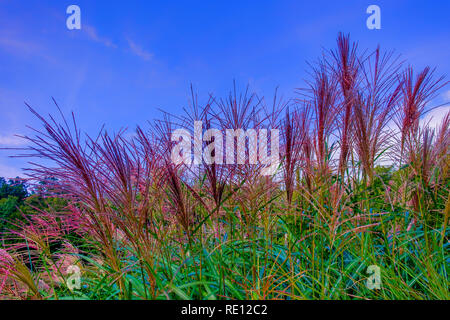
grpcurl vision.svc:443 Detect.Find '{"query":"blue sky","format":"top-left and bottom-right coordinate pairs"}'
top-left (0, 0), bottom-right (449, 177)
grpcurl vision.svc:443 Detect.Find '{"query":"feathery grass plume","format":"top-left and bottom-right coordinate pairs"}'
top-left (182, 87), bottom-right (231, 211)
top-left (212, 82), bottom-right (267, 182)
top-left (280, 105), bottom-right (309, 204)
top-left (394, 67), bottom-right (447, 224)
top-left (298, 61), bottom-right (338, 201)
top-left (153, 110), bottom-right (210, 245)
top-left (353, 46), bottom-right (403, 184)
top-left (330, 33), bottom-right (360, 180)
top-left (396, 67), bottom-right (446, 158)
top-left (433, 112), bottom-right (449, 198)
top-left (11, 103), bottom-right (161, 297)
top-left (311, 65), bottom-right (338, 180)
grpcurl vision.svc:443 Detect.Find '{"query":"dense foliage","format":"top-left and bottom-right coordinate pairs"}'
top-left (0, 178), bottom-right (28, 234)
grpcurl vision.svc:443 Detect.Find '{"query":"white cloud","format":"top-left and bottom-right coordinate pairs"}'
top-left (0, 135), bottom-right (27, 147)
top-left (421, 105), bottom-right (450, 130)
top-left (0, 163), bottom-right (22, 179)
top-left (127, 39), bottom-right (153, 61)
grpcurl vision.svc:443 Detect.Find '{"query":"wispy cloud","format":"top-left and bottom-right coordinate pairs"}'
top-left (0, 31), bottom-right (55, 63)
top-left (0, 36), bottom-right (40, 55)
top-left (0, 134), bottom-right (27, 147)
top-left (83, 25), bottom-right (116, 48)
top-left (422, 106), bottom-right (450, 130)
top-left (127, 39), bottom-right (153, 61)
